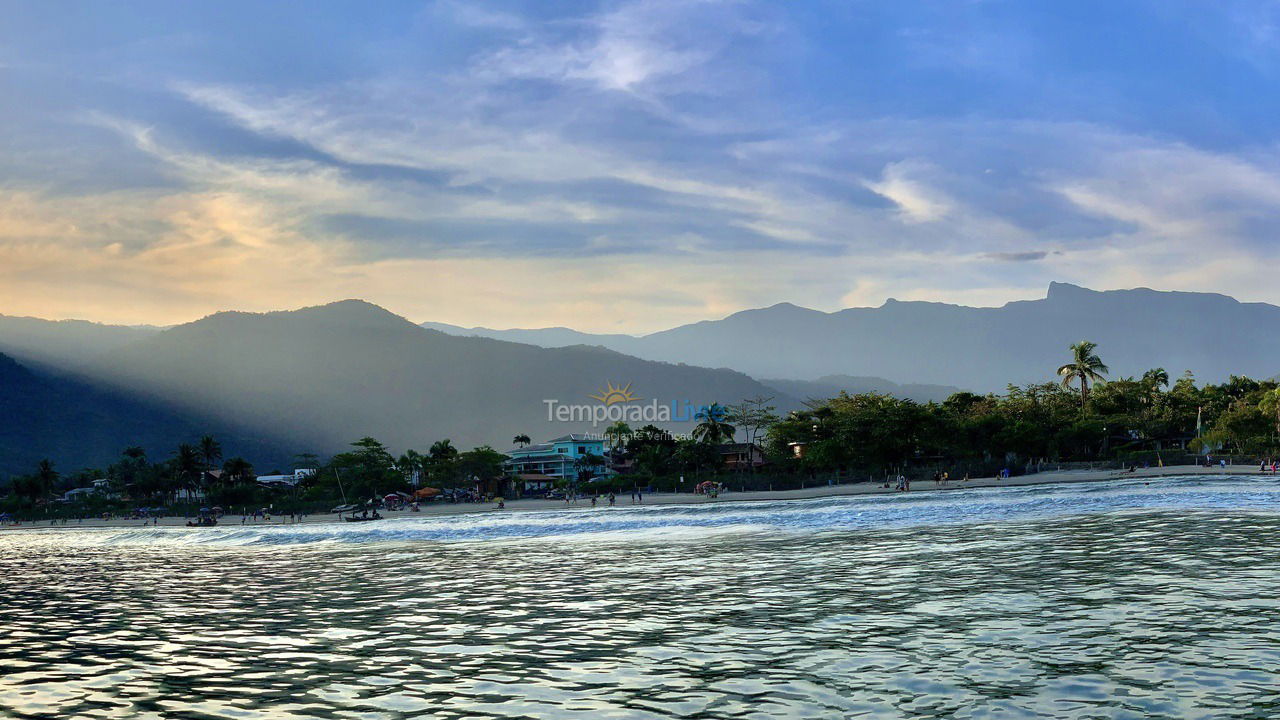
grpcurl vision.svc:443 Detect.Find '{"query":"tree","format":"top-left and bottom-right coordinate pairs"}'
top-left (32, 459), bottom-right (58, 500)
top-left (458, 446), bottom-right (508, 482)
top-left (199, 435), bottom-right (223, 471)
top-left (172, 443), bottom-right (203, 500)
top-left (222, 457), bottom-right (254, 485)
top-left (323, 437), bottom-right (405, 500)
top-left (429, 439), bottom-right (458, 461)
top-left (693, 403), bottom-right (736, 445)
top-left (1057, 341), bottom-right (1110, 411)
top-left (513, 434), bottom-right (532, 448)
top-left (1142, 368), bottom-right (1170, 394)
top-left (727, 396), bottom-right (778, 471)
top-left (604, 421), bottom-right (631, 450)
top-left (428, 439), bottom-right (460, 486)
top-left (603, 421), bottom-right (631, 467)
top-left (397, 449), bottom-right (425, 486)
top-left (573, 452), bottom-right (606, 483)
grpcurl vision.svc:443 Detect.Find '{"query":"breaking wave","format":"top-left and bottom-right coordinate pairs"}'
top-left (16, 475), bottom-right (1280, 548)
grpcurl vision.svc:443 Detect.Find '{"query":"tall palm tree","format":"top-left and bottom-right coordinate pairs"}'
top-left (1140, 367), bottom-right (1170, 408)
top-left (428, 439), bottom-right (459, 486)
top-left (173, 443), bottom-right (203, 500)
top-left (693, 403), bottom-right (737, 445)
top-left (603, 421), bottom-right (631, 451)
top-left (199, 435), bottom-right (222, 471)
top-left (1057, 341), bottom-right (1110, 411)
top-left (397, 449), bottom-right (425, 486)
top-left (35, 459), bottom-right (58, 500)
top-left (513, 434), bottom-right (531, 448)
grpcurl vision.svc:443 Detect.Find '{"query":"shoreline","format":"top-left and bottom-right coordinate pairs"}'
top-left (5, 464), bottom-right (1275, 532)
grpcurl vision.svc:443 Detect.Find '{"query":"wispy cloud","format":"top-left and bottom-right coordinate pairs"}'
top-left (3, 0), bottom-right (1280, 328)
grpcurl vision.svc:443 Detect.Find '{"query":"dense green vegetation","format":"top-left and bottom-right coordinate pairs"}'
top-left (765, 370), bottom-right (1280, 479)
top-left (5, 343), bottom-right (1280, 516)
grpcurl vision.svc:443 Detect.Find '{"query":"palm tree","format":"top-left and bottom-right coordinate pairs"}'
top-left (173, 443), bottom-right (203, 501)
top-left (693, 403), bottom-right (737, 445)
top-left (397, 449), bottom-right (425, 486)
top-left (199, 435), bottom-right (222, 471)
top-left (603, 421), bottom-right (631, 465)
top-left (428, 439), bottom-right (459, 486)
top-left (513, 434), bottom-right (531, 448)
top-left (1142, 368), bottom-right (1170, 391)
top-left (35, 459), bottom-right (58, 500)
top-left (1057, 341), bottom-right (1110, 411)
top-left (429, 439), bottom-right (458, 461)
top-left (221, 457), bottom-right (254, 485)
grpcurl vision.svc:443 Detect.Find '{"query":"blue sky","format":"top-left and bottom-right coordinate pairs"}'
top-left (2, 0), bottom-right (1279, 330)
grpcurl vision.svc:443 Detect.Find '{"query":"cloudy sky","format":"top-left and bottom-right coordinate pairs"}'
top-left (2, 1), bottom-right (1279, 331)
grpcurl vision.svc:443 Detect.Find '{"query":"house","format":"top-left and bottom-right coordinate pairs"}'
top-left (255, 468), bottom-right (317, 489)
top-left (504, 434), bottom-right (612, 482)
top-left (61, 486), bottom-right (98, 502)
top-left (717, 442), bottom-right (767, 470)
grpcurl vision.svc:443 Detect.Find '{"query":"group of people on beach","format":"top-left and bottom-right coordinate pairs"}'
top-left (890, 470), bottom-right (974, 492)
top-left (1261, 459), bottom-right (1279, 474)
top-left (561, 489), bottom-right (644, 508)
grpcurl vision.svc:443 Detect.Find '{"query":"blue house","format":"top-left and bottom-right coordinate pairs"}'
top-left (505, 433), bottom-right (611, 490)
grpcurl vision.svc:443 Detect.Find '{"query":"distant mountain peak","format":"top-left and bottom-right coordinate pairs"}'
top-left (191, 299), bottom-right (415, 331)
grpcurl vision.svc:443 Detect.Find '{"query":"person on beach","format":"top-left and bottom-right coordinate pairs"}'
top-left (608, 493), bottom-right (616, 506)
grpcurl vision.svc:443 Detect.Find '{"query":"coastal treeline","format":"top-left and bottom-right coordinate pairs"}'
top-left (5, 342), bottom-right (1280, 513)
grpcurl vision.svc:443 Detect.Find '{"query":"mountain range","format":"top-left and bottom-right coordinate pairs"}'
top-left (425, 283), bottom-right (1280, 392)
top-left (53, 301), bottom-right (783, 463)
top-left (5, 282), bottom-right (1280, 475)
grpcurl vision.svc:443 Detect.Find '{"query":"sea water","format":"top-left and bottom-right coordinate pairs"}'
top-left (1, 475), bottom-right (1278, 718)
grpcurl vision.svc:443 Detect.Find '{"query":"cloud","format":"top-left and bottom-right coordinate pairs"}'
top-left (5, 1), bottom-right (1280, 330)
top-left (985, 251), bottom-right (1050, 262)
top-left (863, 161), bottom-right (954, 223)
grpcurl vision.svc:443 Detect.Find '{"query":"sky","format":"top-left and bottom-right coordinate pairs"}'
top-left (2, 0), bottom-right (1280, 332)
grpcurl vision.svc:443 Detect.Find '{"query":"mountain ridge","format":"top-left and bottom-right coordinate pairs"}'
top-left (417, 283), bottom-right (1280, 391)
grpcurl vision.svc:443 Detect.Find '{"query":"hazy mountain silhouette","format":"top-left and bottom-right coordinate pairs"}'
top-left (763, 375), bottom-right (962, 404)
top-left (423, 284), bottom-right (1280, 391)
top-left (84, 300), bottom-right (789, 455)
top-left (420, 321), bottom-right (635, 349)
top-left (0, 314), bottom-right (160, 371)
top-left (0, 352), bottom-right (286, 477)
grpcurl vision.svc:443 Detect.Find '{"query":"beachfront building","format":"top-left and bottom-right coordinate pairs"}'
top-left (505, 434), bottom-right (613, 491)
top-left (717, 442), bottom-right (767, 470)
top-left (255, 468), bottom-right (317, 489)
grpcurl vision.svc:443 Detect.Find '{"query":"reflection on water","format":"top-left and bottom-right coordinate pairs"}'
top-left (1, 476), bottom-right (1279, 719)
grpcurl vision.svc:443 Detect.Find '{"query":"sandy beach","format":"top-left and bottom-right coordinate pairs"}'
top-left (6, 463), bottom-right (1275, 531)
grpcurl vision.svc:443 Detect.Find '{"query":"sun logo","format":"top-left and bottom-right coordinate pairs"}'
top-left (590, 381), bottom-right (641, 406)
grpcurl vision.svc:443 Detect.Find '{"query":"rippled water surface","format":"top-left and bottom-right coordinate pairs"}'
top-left (2, 476), bottom-right (1279, 719)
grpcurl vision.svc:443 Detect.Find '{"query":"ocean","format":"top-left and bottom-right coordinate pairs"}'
top-left (2, 475), bottom-right (1278, 719)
